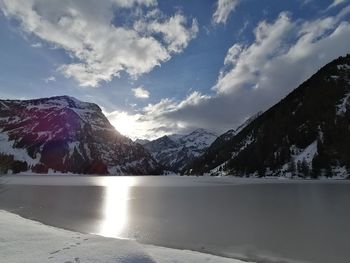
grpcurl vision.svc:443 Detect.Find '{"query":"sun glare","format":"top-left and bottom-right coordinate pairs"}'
top-left (99, 177), bottom-right (135, 238)
top-left (109, 111), bottom-right (137, 138)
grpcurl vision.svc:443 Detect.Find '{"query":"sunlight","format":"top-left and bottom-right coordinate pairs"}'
top-left (99, 177), bottom-right (135, 238)
top-left (109, 111), bottom-right (137, 138)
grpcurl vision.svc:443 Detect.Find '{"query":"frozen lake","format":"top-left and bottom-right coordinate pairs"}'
top-left (0, 176), bottom-right (350, 263)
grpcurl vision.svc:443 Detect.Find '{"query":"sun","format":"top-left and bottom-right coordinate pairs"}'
top-left (106, 110), bottom-right (156, 140)
top-left (109, 111), bottom-right (137, 138)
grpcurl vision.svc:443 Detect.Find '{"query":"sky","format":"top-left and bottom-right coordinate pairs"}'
top-left (0, 0), bottom-right (350, 140)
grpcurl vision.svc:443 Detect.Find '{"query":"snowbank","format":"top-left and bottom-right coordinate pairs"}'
top-left (0, 210), bottom-right (247, 263)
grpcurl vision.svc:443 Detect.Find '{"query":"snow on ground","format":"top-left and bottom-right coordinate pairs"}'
top-left (0, 210), bottom-right (248, 263)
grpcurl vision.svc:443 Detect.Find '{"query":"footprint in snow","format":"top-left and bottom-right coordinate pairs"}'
top-left (49, 249), bottom-right (61, 254)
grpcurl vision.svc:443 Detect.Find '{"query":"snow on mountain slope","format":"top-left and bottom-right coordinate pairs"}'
top-left (0, 96), bottom-right (161, 175)
top-left (144, 129), bottom-right (218, 173)
top-left (177, 128), bottom-right (219, 150)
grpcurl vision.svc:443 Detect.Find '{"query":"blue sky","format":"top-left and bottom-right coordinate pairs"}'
top-left (0, 0), bottom-right (349, 139)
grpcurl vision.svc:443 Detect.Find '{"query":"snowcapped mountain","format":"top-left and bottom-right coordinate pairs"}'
top-left (187, 55), bottom-right (350, 178)
top-left (144, 129), bottom-right (218, 173)
top-left (0, 95), bottom-right (161, 175)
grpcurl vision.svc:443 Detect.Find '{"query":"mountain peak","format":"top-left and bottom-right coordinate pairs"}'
top-left (0, 96), bottom-right (161, 175)
top-left (144, 128), bottom-right (218, 172)
top-left (22, 95), bottom-right (101, 111)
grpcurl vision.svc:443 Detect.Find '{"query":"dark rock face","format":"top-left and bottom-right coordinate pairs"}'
top-left (0, 96), bottom-right (161, 175)
top-left (187, 55), bottom-right (350, 178)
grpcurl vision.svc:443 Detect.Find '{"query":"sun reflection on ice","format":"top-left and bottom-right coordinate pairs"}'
top-left (99, 177), bottom-right (135, 238)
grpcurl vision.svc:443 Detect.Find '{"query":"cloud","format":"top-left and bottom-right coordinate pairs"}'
top-left (113, 0), bottom-right (156, 8)
top-left (105, 108), bottom-right (182, 140)
top-left (132, 86), bottom-right (150, 99)
top-left (214, 12), bottom-right (294, 94)
top-left (213, 0), bottom-right (240, 25)
top-left (43, 76), bottom-right (56, 83)
top-left (329, 0), bottom-right (348, 9)
top-left (107, 7), bottom-right (350, 139)
top-left (31, 42), bottom-right (42, 48)
top-left (0, 0), bottom-right (198, 87)
top-left (302, 0), bottom-right (313, 5)
top-left (144, 14), bottom-right (199, 53)
top-left (105, 92), bottom-right (209, 139)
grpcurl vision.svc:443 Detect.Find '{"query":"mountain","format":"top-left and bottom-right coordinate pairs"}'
top-left (219, 111), bottom-right (262, 142)
top-left (134, 139), bottom-right (150, 145)
top-left (0, 96), bottom-right (161, 175)
top-left (187, 55), bottom-right (350, 178)
top-left (144, 129), bottom-right (218, 173)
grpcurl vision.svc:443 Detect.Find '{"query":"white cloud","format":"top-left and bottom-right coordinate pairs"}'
top-left (224, 44), bottom-right (243, 66)
top-left (43, 76), bottom-right (56, 83)
top-left (213, 0), bottom-right (240, 25)
top-left (113, 0), bottom-right (156, 8)
top-left (214, 12), bottom-right (294, 93)
top-left (213, 7), bottom-right (350, 98)
top-left (31, 42), bottom-right (42, 48)
top-left (132, 86), bottom-right (150, 99)
top-left (302, 0), bottom-right (313, 5)
top-left (145, 14), bottom-right (199, 53)
top-left (106, 91), bottom-right (210, 139)
top-left (0, 0), bottom-right (198, 87)
top-left (107, 7), bottom-right (350, 139)
top-left (329, 0), bottom-right (348, 9)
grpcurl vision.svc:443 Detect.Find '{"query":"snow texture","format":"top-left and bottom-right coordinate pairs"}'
top-left (0, 132), bottom-right (41, 166)
top-left (0, 96), bottom-right (159, 175)
top-left (0, 210), bottom-right (247, 263)
top-left (144, 129), bottom-right (218, 172)
top-left (291, 140), bottom-right (318, 166)
top-left (336, 92), bottom-right (350, 116)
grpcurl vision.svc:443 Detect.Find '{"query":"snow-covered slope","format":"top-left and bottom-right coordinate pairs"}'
top-left (0, 96), bottom-right (161, 175)
top-left (144, 129), bottom-right (217, 172)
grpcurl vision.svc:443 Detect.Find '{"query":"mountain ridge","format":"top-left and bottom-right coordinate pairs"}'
top-left (186, 54), bottom-right (350, 178)
top-left (0, 95), bottom-right (161, 175)
top-left (144, 128), bottom-right (218, 173)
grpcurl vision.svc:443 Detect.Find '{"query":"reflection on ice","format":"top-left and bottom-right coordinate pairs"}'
top-left (99, 177), bottom-right (135, 238)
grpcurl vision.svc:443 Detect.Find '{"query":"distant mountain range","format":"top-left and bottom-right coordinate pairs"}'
top-left (142, 129), bottom-right (217, 173)
top-left (1, 55), bottom-right (350, 178)
top-left (0, 96), bottom-right (161, 175)
top-left (186, 54), bottom-right (350, 178)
